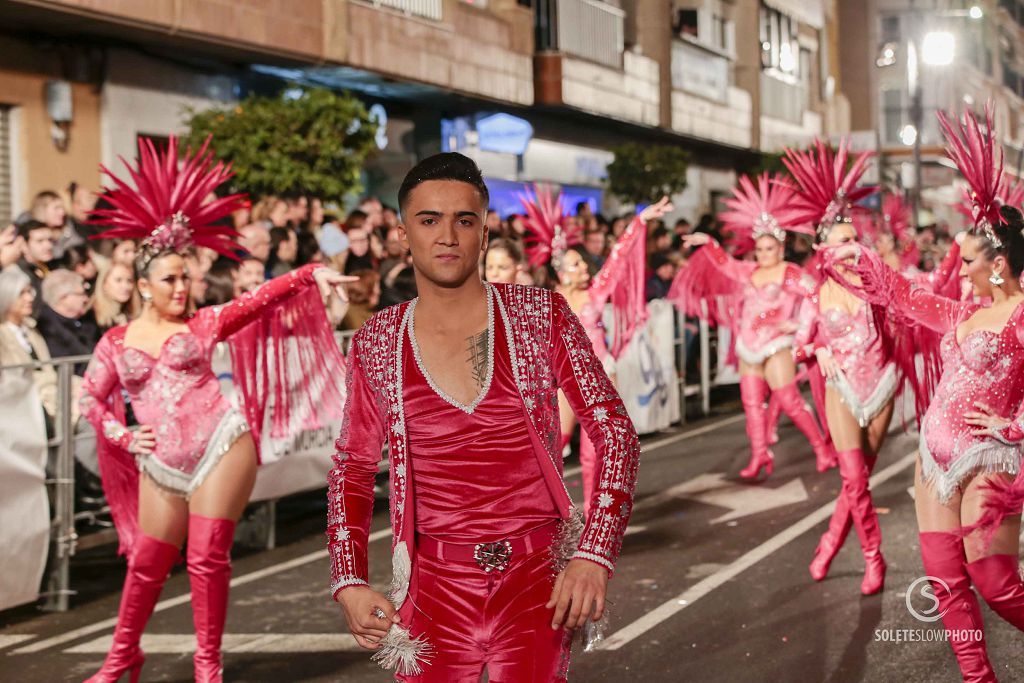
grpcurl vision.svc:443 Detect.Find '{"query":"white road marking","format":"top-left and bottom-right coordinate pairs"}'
top-left (12, 527), bottom-right (391, 655)
top-left (638, 414), bottom-right (746, 453)
top-left (12, 413), bottom-right (741, 655)
top-left (635, 472), bottom-right (809, 524)
top-left (66, 633), bottom-right (363, 654)
top-left (599, 449), bottom-right (918, 650)
top-left (0, 635), bottom-right (35, 651)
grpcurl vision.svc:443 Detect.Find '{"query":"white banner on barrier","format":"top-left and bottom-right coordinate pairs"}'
top-left (614, 299), bottom-right (681, 435)
top-left (0, 368), bottom-right (51, 610)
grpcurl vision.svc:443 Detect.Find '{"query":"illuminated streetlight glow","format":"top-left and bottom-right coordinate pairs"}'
top-left (876, 42), bottom-right (897, 68)
top-left (921, 31), bottom-right (956, 66)
top-left (900, 124), bottom-right (918, 147)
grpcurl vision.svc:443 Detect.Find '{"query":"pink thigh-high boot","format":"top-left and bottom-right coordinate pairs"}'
top-left (187, 514), bottom-right (237, 683)
top-left (835, 449), bottom-right (886, 595)
top-left (84, 534), bottom-right (180, 683)
top-left (920, 532), bottom-right (996, 682)
top-left (809, 451), bottom-right (879, 581)
top-left (766, 393), bottom-right (782, 445)
top-left (772, 381), bottom-right (836, 472)
top-left (739, 375), bottom-right (773, 479)
top-left (966, 553), bottom-right (1024, 631)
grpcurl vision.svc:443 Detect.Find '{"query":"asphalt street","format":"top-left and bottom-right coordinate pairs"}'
top-left (3, 397), bottom-right (1023, 682)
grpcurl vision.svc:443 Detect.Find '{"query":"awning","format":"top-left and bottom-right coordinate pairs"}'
top-left (762, 0), bottom-right (824, 29)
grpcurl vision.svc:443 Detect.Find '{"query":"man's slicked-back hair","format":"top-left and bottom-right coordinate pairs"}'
top-left (398, 152), bottom-right (489, 218)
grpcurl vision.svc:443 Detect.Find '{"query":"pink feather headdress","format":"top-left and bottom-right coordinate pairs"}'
top-left (91, 135), bottom-right (245, 266)
top-left (520, 183), bottom-right (581, 270)
top-left (780, 138), bottom-right (876, 239)
top-left (938, 103), bottom-right (1010, 246)
top-left (719, 173), bottom-right (814, 243)
top-left (955, 174), bottom-right (1024, 224)
top-left (880, 193), bottom-right (913, 243)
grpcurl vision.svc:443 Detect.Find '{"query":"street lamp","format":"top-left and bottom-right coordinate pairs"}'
top-left (901, 5), bottom-right (982, 229)
top-left (921, 31), bottom-right (956, 67)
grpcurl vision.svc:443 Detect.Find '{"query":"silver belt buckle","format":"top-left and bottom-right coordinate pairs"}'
top-left (473, 540), bottom-right (513, 573)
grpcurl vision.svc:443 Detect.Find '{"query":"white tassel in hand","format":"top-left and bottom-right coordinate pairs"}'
top-left (371, 624), bottom-right (433, 676)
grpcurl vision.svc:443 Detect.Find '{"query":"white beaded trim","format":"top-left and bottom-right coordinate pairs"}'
top-left (407, 284), bottom-right (495, 415)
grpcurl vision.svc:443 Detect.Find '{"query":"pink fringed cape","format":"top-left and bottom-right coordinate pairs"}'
top-left (587, 216), bottom-right (649, 360)
top-left (82, 266), bottom-right (344, 556)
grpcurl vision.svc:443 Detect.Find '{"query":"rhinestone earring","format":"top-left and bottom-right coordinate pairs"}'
top-left (141, 291), bottom-right (153, 302)
top-left (989, 270), bottom-right (1005, 286)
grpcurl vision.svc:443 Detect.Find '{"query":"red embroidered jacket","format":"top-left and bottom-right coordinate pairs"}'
top-left (326, 283), bottom-right (640, 602)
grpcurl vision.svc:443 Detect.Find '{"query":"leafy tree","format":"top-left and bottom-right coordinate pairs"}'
top-left (185, 87), bottom-right (378, 204)
top-left (606, 143), bottom-right (690, 205)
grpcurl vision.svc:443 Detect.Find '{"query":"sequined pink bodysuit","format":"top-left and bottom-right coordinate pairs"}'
top-left (80, 264), bottom-right (319, 495)
top-left (890, 288), bottom-right (1024, 502)
top-left (795, 284), bottom-right (897, 426)
top-left (699, 241), bottom-right (817, 364)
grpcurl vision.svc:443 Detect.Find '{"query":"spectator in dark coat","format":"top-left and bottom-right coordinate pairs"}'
top-left (36, 269), bottom-right (100, 375)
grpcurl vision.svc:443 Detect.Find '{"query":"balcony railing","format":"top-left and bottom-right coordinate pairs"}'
top-left (368, 0), bottom-right (443, 21)
top-left (760, 71), bottom-right (806, 124)
top-left (535, 0), bottom-right (625, 69)
top-left (672, 39), bottom-right (730, 102)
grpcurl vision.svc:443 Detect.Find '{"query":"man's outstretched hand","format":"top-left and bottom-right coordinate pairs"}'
top-left (547, 559), bottom-right (609, 630)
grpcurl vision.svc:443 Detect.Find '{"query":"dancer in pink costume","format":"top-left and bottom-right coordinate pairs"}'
top-left (522, 186), bottom-right (672, 516)
top-left (79, 137), bottom-right (352, 683)
top-left (671, 173), bottom-right (834, 479)
top-left (781, 139), bottom-right (895, 596)
top-left (825, 106), bottom-right (1024, 682)
top-left (861, 192), bottom-right (964, 297)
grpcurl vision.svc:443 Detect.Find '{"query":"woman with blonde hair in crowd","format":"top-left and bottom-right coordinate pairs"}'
top-left (93, 263), bottom-right (141, 332)
top-left (339, 268), bottom-right (380, 330)
top-left (111, 239), bottom-right (137, 269)
top-left (251, 195), bottom-right (288, 229)
top-left (484, 237), bottom-right (533, 286)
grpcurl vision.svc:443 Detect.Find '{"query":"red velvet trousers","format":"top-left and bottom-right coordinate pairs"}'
top-left (397, 546), bottom-right (570, 682)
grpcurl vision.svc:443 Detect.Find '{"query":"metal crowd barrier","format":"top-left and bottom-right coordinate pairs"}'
top-left (1, 311), bottom-right (713, 613)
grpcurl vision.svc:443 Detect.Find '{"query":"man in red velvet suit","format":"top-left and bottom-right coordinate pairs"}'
top-left (326, 153), bottom-right (640, 681)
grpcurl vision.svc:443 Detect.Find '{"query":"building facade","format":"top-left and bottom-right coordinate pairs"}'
top-left (838, 0), bottom-right (1024, 228)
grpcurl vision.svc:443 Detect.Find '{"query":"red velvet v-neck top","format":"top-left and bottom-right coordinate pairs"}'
top-left (403, 306), bottom-right (559, 544)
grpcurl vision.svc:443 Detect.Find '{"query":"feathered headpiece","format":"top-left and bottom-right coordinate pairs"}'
top-left (857, 193), bottom-right (919, 269)
top-left (879, 193), bottom-right (913, 243)
top-left (955, 174), bottom-right (1024, 225)
top-left (937, 103), bottom-right (1010, 247)
top-left (520, 183), bottom-right (581, 270)
top-left (781, 138), bottom-right (876, 239)
top-left (719, 173), bottom-right (814, 243)
top-left (91, 135), bottom-right (245, 267)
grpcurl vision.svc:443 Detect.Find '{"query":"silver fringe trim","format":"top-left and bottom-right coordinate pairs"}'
top-left (826, 363), bottom-right (898, 427)
top-left (138, 408), bottom-right (250, 498)
top-left (551, 508), bottom-right (585, 573)
top-left (550, 508), bottom-right (609, 653)
top-left (735, 335), bottom-right (794, 366)
top-left (370, 624), bottom-right (433, 677)
top-left (387, 541), bottom-right (412, 609)
top-left (918, 429), bottom-right (1021, 504)
top-left (372, 542), bottom-right (433, 676)
top-left (581, 605), bottom-right (610, 652)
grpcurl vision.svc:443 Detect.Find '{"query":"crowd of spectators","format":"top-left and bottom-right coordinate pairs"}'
top-left (1, 181), bottom-right (957, 437)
